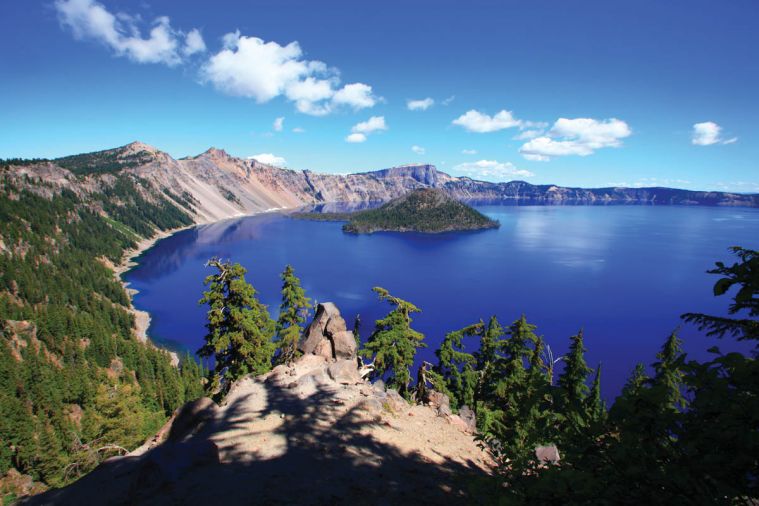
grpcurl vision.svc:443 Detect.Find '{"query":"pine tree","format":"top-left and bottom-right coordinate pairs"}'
top-left (652, 330), bottom-right (686, 410)
top-left (362, 287), bottom-right (425, 398)
top-left (434, 322), bottom-right (482, 410)
top-left (275, 265), bottom-right (311, 365)
top-left (198, 258), bottom-right (276, 391)
top-left (557, 329), bottom-right (592, 419)
top-left (586, 362), bottom-right (606, 424)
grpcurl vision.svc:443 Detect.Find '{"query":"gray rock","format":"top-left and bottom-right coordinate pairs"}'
top-left (384, 389), bottom-right (410, 414)
top-left (327, 359), bottom-right (362, 385)
top-left (332, 330), bottom-right (357, 359)
top-left (299, 303), bottom-right (357, 360)
top-left (372, 379), bottom-right (386, 392)
top-left (458, 405), bottom-right (477, 433)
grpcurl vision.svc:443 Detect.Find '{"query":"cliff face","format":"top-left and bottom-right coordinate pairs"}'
top-left (4, 142), bottom-right (757, 228)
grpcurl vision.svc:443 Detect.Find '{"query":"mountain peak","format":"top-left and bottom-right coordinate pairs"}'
top-left (199, 147), bottom-right (232, 159)
top-left (121, 141), bottom-right (161, 155)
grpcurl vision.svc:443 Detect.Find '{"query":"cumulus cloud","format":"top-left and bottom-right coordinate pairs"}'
top-left (452, 109), bottom-right (523, 133)
top-left (55, 0), bottom-right (204, 66)
top-left (453, 160), bottom-right (534, 182)
top-left (513, 129), bottom-right (543, 141)
top-left (345, 133), bottom-right (367, 143)
top-left (519, 118), bottom-right (631, 161)
top-left (411, 145), bottom-right (426, 155)
top-left (345, 116), bottom-right (386, 143)
top-left (332, 83), bottom-right (377, 110)
top-left (407, 98), bottom-right (434, 111)
top-left (273, 117), bottom-right (284, 132)
top-left (692, 121), bottom-right (737, 146)
top-left (202, 33), bottom-right (377, 116)
top-left (248, 153), bottom-right (286, 166)
top-left (461, 149), bottom-right (477, 155)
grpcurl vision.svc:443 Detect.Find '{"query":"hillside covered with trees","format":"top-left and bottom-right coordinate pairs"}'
top-left (0, 165), bottom-right (205, 499)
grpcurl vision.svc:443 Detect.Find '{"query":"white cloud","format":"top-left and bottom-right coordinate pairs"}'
top-left (692, 121), bottom-right (737, 146)
top-left (332, 83), bottom-right (377, 110)
top-left (345, 133), bottom-right (367, 143)
top-left (442, 96), bottom-right (455, 106)
top-left (273, 117), bottom-right (284, 132)
top-left (452, 109), bottom-right (522, 133)
top-left (411, 145), bottom-right (426, 155)
top-left (453, 160), bottom-right (534, 181)
top-left (407, 98), bottom-right (434, 111)
top-left (292, 127), bottom-right (305, 133)
top-left (183, 28), bottom-right (206, 56)
top-left (513, 129), bottom-right (543, 141)
top-left (201, 33), bottom-right (377, 115)
top-left (519, 117), bottom-right (631, 161)
top-left (352, 116), bottom-right (387, 134)
top-left (248, 153), bottom-right (286, 166)
top-left (461, 149), bottom-right (477, 155)
top-left (345, 116), bottom-right (386, 143)
top-left (55, 0), bottom-right (204, 66)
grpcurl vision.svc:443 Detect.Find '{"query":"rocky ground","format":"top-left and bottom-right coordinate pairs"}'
top-left (25, 304), bottom-right (494, 505)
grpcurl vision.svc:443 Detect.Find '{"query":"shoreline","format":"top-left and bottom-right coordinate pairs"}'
top-left (113, 206), bottom-right (292, 364)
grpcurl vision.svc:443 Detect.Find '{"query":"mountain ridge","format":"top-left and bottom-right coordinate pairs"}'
top-left (2, 142), bottom-right (757, 228)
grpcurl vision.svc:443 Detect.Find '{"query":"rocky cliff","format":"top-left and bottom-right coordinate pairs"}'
top-left (25, 303), bottom-right (491, 505)
top-left (4, 142), bottom-right (757, 228)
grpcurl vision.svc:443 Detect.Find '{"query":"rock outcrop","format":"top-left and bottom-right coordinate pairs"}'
top-left (299, 302), bottom-right (358, 361)
top-left (25, 311), bottom-right (493, 505)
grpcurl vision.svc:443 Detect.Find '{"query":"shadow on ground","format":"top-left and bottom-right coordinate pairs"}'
top-left (25, 375), bottom-right (497, 505)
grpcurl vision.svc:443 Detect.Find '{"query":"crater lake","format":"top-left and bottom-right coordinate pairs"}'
top-left (123, 204), bottom-right (759, 400)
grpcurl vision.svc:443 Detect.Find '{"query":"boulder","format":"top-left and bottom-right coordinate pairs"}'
top-left (384, 389), bottom-right (410, 414)
top-left (332, 330), bottom-right (358, 359)
top-left (299, 302), bottom-right (357, 360)
top-left (327, 359), bottom-right (362, 385)
top-left (535, 444), bottom-right (561, 465)
top-left (458, 405), bottom-right (477, 434)
top-left (426, 390), bottom-right (451, 417)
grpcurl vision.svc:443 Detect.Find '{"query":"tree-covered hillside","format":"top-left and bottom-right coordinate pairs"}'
top-left (0, 166), bottom-right (203, 496)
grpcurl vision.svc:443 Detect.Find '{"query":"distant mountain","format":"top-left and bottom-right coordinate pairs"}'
top-left (2, 142), bottom-right (757, 229)
top-left (295, 188), bottom-right (500, 234)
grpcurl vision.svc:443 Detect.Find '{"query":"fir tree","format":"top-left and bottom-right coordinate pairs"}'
top-left (434, 322), bottom-right (482, 410)
top-left (198, 258), bottom-right (276, 392)
top-left (274, 265), bottom-right (311, 365)
top-left (362, 287), bottom-right (425, 398)
top-left (557, 329), bottom-right (592, 420)
top-left (586, 362), bottom-right (606, 424)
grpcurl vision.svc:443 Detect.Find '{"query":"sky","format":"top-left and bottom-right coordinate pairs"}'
top-left (1, 0), bottom-right (757, 191)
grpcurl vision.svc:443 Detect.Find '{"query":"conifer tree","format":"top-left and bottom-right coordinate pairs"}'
top-left (434, 322), bottom-right (482, 410)
top-left (557, 329), bottom-right (592, 420)
top-left (275, 265), bottom-right (311, 365)
top-left (362, 287), bottom-right (425, 398)
top-left (652, 330), bottom-right (686, 410)
top-left (198, 258), bottom-right (276, 391)
top-left (586, 362), bottom-right (606, 424)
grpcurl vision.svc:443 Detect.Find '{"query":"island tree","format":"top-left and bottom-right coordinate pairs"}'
top-left (275, 265), bottom-right (311, 365)
top-left (362, 287), bottom-right (426, 398)
top-left (198, 258), bottom-right (276, 393)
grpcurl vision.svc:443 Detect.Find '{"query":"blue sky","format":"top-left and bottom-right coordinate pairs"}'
top-left (1, 0), bottom-right (757, 191)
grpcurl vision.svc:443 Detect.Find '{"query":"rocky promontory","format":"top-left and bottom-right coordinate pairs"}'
top-left (25, 304), bottom-right (491, 505)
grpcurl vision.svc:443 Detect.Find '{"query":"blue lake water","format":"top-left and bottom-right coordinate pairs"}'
top-left (124, 205), bottom-right (759, 401)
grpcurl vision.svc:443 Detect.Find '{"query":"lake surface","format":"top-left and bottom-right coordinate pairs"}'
top-left (124, 204), bottom-right (759, 400)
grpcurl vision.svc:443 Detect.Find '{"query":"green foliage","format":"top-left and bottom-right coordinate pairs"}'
top-left (0, 174), bottom-right (202, 490)
top-left (433, 322), bottom-right (482, 410)
top-left (275, 265), bottom-right (311, 365)
top-left (294, 188), bottom-right (499, 234)
top-left (362, 287), bottom-right (426, 397)
top-left (55, 147), bottom-right (153, 176)
top-left (198, 259), bottom-right (276, 390)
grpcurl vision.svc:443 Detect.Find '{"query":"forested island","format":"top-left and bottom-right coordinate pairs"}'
top-left (292, 188), bottom-right (500, 234)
